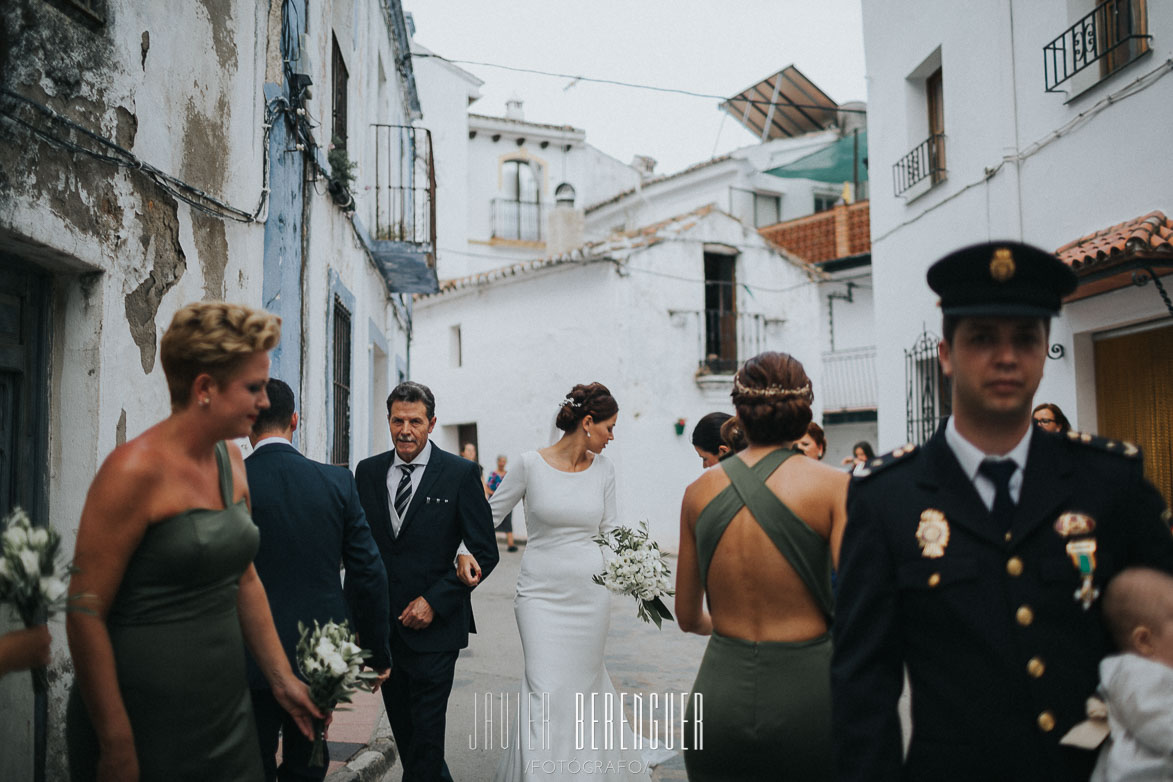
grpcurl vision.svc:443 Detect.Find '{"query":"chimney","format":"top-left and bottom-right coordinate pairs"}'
top-left (547, 183), bottom-right (585, 256)
top-left (505, 94), bottom-right (525, 121)
top-left (631, 155), bottom-right (657, 179)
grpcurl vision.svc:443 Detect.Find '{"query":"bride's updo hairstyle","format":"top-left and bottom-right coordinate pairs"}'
top-left (731, 352), bottom-right (814, 445)
top-left (555, 382), bottom-right (619, 432)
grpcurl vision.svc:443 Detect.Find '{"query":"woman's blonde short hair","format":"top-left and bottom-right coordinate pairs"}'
top-left (160, 301), bottom-right (281, 407)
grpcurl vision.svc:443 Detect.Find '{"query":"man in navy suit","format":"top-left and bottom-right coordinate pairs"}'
top-left (246, 379), bottom-right (391, 781)
top-left (355, 381), bottom-right (498, 782)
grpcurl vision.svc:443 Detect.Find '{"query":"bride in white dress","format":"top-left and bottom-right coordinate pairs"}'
top-left (480, 383), bottom-right (650, 781)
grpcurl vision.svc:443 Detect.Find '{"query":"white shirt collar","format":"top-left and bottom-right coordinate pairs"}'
top-left (249, 436), bottom-right (293, 455)
top-left (391, 439), bottom-right (432, 470)
top-left (945, 416), bottom-right (1033, 482)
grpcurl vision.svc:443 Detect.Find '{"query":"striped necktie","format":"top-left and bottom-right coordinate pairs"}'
top-left (394, 464), bottom-right (417, 521)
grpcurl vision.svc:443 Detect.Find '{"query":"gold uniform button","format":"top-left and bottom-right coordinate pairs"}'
top-left (1016, 605), bottom-right (1035, 626)
top-left (928, 572), bottom-right (941, 587)
top-left (1037, 711), bottom-right (1056, 732)
top-left (1004, 531), bottom-right (1013, 542)
top-left (1006, 557), bottom-right (1024, 577)
top-left (1027, 657), bottom-right (1045, 678)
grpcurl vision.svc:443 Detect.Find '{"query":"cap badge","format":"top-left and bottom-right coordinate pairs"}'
top-left (990, 247), bottom-right (1016, 282)
top-left (1054, 512), bottom-right (1096, 537)
top-left (916, 509), bottom-right (950, 559)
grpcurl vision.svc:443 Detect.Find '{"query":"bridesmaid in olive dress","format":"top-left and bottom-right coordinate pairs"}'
top-left (676, 352), bottom-right (849, 781)
top-left (66, 302), bottom-right (321, 782)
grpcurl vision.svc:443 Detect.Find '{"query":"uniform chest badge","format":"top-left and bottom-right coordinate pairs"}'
top-left (1066, 539), bottom-right (1100, 610)
top-left (916, 509), bottom-right (951, 559)
top-left (1054, 512), bottom-right (1096, 537)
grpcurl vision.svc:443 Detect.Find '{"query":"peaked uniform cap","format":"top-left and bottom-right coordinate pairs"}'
top-left (927, 241), bottom-right (1078, 318)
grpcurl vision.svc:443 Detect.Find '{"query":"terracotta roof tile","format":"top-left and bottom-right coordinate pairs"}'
top-left (1056, 211), bottom-right (1173, 273)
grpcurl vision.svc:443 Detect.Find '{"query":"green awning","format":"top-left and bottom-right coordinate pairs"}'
top-left (765, 131), bottom-right (868, 184)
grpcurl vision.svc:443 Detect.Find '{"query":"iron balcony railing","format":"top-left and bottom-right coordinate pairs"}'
top-left (893, 134), bottom-right (945, 197)
top-left (1044, 0), bottom-right (1150, 92)
top-left (671, 310), bottom-right (771, 375)
top-left (372, 124), bottom-right (435, 249)
top-left (491, 198), bottom-right (543, 242)
top-left (821, 346), bottom-right (878, 411)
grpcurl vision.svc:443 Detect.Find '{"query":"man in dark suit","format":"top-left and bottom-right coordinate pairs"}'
top-left (246, 379), bottom-right (391, 782)
top-left (832, 242), bottom-right (1173, 782)
top-left (355, 381), bottom-right (498, 781)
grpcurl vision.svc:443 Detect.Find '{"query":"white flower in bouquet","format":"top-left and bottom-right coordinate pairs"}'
top-left (0, 506), bottom-right (79, 693)
top-left (296, 619), bottom-right (377, 766)
top-left (592, 521), bottom-right (675, 628)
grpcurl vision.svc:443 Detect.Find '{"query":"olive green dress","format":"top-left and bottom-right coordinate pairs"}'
top-left (67, 441), bottom-right (264, 782)
top-left (684, 449), bottom-right (834, 781)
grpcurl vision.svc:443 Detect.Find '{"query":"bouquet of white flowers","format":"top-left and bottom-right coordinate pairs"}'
top-left (0, 506), bottom-right (72, 692)
top-left (295, 619), bottom-right (376, 766)
top-left (593, 521), bottom-right (675, 629)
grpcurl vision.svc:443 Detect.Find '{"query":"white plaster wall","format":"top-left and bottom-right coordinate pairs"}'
top-left (862, 0), bottom-right (1173, 450)
top-left (411, 213), bottom-right (820, 550)
top-left (819, 271), bottom-right (875, 353)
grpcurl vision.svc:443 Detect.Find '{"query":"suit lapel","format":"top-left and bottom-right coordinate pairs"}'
top-left (1012, 429), bottom-right (1073, 542)
top-left (367, 451), bottom-right (395, 544)
top-left (916, 429), bottom-right (1005, 547)
top-left (397, 446), bottom-right (449, 540)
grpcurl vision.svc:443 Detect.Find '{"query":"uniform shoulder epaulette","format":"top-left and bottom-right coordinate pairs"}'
top-left (853, 442), bottom-right (919, 480)
top-left (1063, 429), bottom-right (1141, 458)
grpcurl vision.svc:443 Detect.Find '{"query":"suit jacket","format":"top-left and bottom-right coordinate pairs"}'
top-left (245, 442), bottom-right (391, 690)
top-left (832, 423), bottom-right (1173, 782)
top-left (355, 444), bottom-right (499, 653)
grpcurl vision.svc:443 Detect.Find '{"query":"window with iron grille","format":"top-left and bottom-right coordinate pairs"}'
top-left (331, 298), bottom-right (352, 467)
top-left (905, 328), bottom-right (952, 445)
top-left (332, 35), bottom-right (349, 150)
top-left (704, 253), bottom-right (738, 374)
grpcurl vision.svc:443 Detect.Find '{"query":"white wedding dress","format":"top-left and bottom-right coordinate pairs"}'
top-left (489, 451), bottom-right (650, 781)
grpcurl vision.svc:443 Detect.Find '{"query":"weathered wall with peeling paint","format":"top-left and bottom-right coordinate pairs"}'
top-left (0, 0), bottom-right (420, 777)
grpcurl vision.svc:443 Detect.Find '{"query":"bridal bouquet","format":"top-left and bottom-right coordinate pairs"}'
top-left (295, 619), bottom-right (376, 766)
top-left (593, 521), bottom-right (675, 629)
top-left (0, 506), bottom-right (71, 693)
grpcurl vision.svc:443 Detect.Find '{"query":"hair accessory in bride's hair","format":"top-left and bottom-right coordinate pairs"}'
top-left (732, 378), bottom-right (813, 401)
top-left (560, 397), bottom-right (583, 410)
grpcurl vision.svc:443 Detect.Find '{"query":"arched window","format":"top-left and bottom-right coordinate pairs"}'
top-left (494, 159), bottom-right (543, 241)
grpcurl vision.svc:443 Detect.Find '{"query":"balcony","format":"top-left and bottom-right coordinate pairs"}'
top-left (368, 124), bottom-right (436, 293)
top-left (491, 199), bottom-right (543, 242)
top-left (893, 134), bottom-right (945, 197)
top-left (669, 309), bottom-right (783, 383)
top-left (1044, 0), bottom-right (1150, 93)
top-left (821, 346), bottom-right (877, 411)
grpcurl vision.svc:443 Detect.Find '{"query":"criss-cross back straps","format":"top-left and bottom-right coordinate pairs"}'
top-left (214, 441), bottom-right (234, 508)
top-left (698, 449), bottom-right (834, 621)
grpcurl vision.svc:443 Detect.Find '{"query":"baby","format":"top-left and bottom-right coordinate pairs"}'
top-left (1092, 567), bottom-right (1173, 781)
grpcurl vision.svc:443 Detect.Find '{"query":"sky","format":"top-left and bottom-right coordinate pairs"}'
top-left (404, 0), bottom-right (867, 176)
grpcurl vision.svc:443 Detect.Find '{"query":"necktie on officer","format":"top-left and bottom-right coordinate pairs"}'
top-left (394, 463), bottom-right (417, 522)
top-left (979, 459), bottom-right (1017, 531)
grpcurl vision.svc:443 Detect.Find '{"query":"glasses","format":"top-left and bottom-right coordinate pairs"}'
top-left (1034, 417), bottom-right (1056, 426)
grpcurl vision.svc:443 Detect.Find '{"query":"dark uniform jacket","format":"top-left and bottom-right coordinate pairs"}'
top-left (245, 441), bottom-right (391, 689)
top-left (832, 423), bottom-right (1173, 782)
top-left (355, 445), bottom-right (499, 653)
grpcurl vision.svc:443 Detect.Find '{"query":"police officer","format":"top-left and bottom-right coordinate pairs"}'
top-left (831, 241), bottom-right (1173, 782)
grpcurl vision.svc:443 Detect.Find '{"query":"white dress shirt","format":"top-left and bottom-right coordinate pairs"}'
top-left (249, 435), bottom-right (292, 455)
top-left (944, 417), bottom-right (1033, 511)
top-left (387, 440), bottom-right (432, 536)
